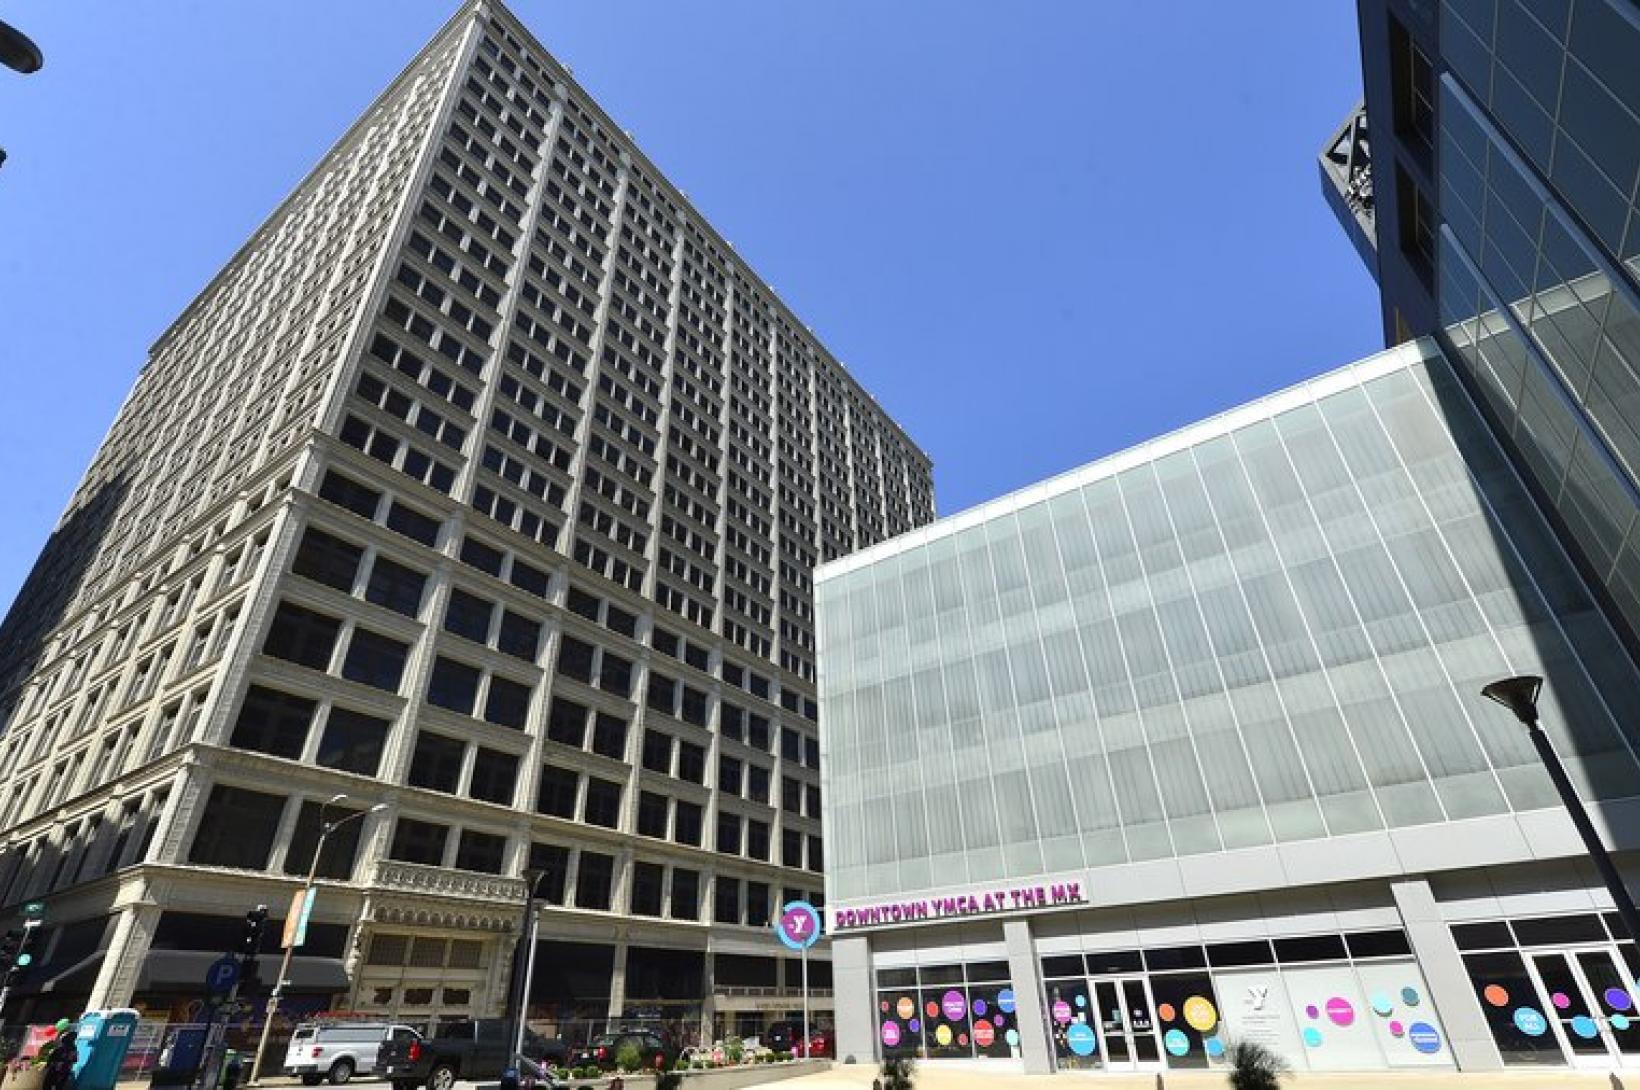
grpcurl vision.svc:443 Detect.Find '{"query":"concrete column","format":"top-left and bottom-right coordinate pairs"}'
top-left (86, 900), bottom-right (162, 1009)
top-left (699, 950), bottom-right (717, 1049)
top-left (1391, 877), bottom-right (1502, 1072)
top-left (1002, 918), bottom-right (1052, 1075)
top-left (607, 940), bottom-right (629, 1025)
top-left (830, 934), bottom-right (874, 1066)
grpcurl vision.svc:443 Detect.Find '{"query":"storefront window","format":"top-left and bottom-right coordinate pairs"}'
top-left (874, 962), bottom-right (1017, 1060)
top-left (1045, 977), bottom-right (1098, 1069)
top-left (1149, 972), bottom-right (1221, 1068)
top-left (1463, 951), bottom-right (1566, 1065)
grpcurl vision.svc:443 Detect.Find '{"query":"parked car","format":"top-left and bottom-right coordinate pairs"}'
top-left (286, 1021), bottom-right (417, 1085)
top-left (374, 1019), bottom-right (567, 1090)
top-left (568, 1030), bottom-right (675, 1071)
top-left (795, 1029), bottom-right (832, 1058)
top-left (761, 1021), bottom-right (800, 1053)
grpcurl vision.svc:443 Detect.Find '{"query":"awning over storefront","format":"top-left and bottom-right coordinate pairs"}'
top-left (138, 951), bottom-right (349, 992)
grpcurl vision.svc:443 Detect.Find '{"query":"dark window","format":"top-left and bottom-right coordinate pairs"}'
top-left (591, 713), bottom-right (627, 759)
top-left (747, 714), bottom-right (769, 751)
top-left (319, 471), bottom-right (380, 518)
top-left (746, 819), bottom-right (769, 860)
top-left (606, 605), bottom-right (636, 637)
top-left (670, 868), bottom-right (699, 920)
top-left (782, 829), bottom-right (802, 868)
top-left (189, 786), bottom-right (285, 868)
top-left (1464, 950), bottom-right (1568, 1064)
top-left (263, 602), bottom-right (340, 670)
top-left (716, 812), bottom-right (742, 854)
top-left (642, 730), bottom-right (673, 773)
top-left (673, 801), bottom-right (702, 846)
top-left (498, 611), bottom-right (542, 661)
top-left (631, 862), bottom-right (664, 916)
top-left (1452, 922), bottom-right (1515, 950)
top-left (781, 728), bottom-right (800, 760)
top-left (366, 556), bottom-right (427, 616)
top-left (292, 528), bottom-right (363, 591)
top-left (427, 657), bottom-right (481, 714)
top-left (455, 830), bottom-right (506, 873)
top-left (745, 881), bottom-right (770, 928)
top-left (567, 587), bottom-right (601, 621)
top-left (1395, 164), bottom-right (1436, 283)
top-left (230, 686), bottom-right (315, 759)
top-left (536, 766), bottom-right (579, 818)
top-left (528, 842), bottom-right (569, 904)
top-left (1207, 940), bottom-right (1274, 967)
top-left (444, 589), bottom-right (494, 643)
top-left (637, 791), bottom-right (669, 838)
top-left (1344, 930), bottom-right (1412, 958)
top-left (1512, 914), bottom-right (1607, 946)
top-left (469, 748), bottom-right (519, 805)
top-left (284, 801), bottom-right (364, 880)
top-left (584, 778), bottom-right (622, 827)
top-left (576, 851), bottom-right (614, 910)
top-left (714, 876), bottom-right (740, 924)
top-left (805, 784), bottom-right (821, 817)
top-left (653, 628), bottom-right (679, 657)
top-left (389, 818), bottom-right (449, 865)
top-left (547, 698), bottom-right (588, 747)
top-left (557, 636), bottom-right (596, 683)
top-left (387, 501), bottom-right (441, 546)
top-left (1042, 954), bottom-right (1085, 977)
top-left (677, 741), bottom-right (706, 784)
top-left (316, 707), bottom-right (390, 775)
top-left (600, 652), bottom-right (633, 696)
top-left (781, 776), bottom-right (801, 813)
top-left (341, 629), bottom-right (409, 691)
top-left (680, 686), bottom-right (708, 726)
top-left (460, 536), bottom-right (505, 576)
top-left (484, 676), bottom-right (532, 729)
top-left (1389, 16), bottom-right (1435, 160)
top-left (408, 732), bottom-right (465, 793)
top-left (1084, 950), bottom-right (1142, 974)
top-left (748, 673), bottom-right (769, 699)
top-left (510, 559), bottom-right (549, 598)
top-left (721, 662), bottom-right (742, 687)
top-left (781, 690), bottom-right (801, 714)
top-left (719, 703), bottom-right (744, 742)
top-left (684, 643), bottom-right (710, 673)
top-left (747, 765), bottom-right (770, 803)
top-left (1274, 934), bottom-right (1348, 963)
top-left (807, 835), bottom-right (823, 872)
top-left (1144, 945), bottom-right (1207, 971)
top-left (719, 756), bottom-right (742, 795)
top-left (646, 674), bottom-right (677, 715)
top-left (803, 736), bottom-right (819, 768)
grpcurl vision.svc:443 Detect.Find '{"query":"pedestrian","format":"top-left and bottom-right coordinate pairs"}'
top-left (42, 1022), bottom-right (78, 1090)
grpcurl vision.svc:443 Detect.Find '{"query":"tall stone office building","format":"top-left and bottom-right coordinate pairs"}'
top-left (0, 0), bottom-right (932, 1042)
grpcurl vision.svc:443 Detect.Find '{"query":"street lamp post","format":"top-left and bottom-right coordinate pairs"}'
top-left (247, 795), bottom-right (385, 1086)
top-left (509, 871), bottom-right (544, 1069)
top-left (1481, 675), bottom-right (1640, 944)
top-left (0, 16), bottom-right (44, 170)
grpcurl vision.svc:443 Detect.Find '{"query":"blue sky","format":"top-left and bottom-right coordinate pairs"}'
top-left (0, 1), bottom-right (1380, 615)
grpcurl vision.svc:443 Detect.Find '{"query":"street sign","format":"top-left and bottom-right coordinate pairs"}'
top-left (21, 902), bottom-right (43, 920)
top-left (206, 955), bottom-right (240, 995)
top-left (775, 901), bottom-right (822, 951)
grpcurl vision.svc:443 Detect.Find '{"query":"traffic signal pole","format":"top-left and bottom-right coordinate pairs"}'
top-left (0, 918), bottom-right (42, 1025)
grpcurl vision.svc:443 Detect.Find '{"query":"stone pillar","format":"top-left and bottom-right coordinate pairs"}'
top-left (86, 900), bottom-right (162, 1010)
top-left (699, 949), bottom-right (717, 1049)
top-left (606, 940), bottom-right (629, 1027)
top-left (1002, 918), bottom-right (1052, 1074)
top-left (830, 934), bottom-right (874, 1066)
top-left (1391, 877), bottom-right (1502, 1071)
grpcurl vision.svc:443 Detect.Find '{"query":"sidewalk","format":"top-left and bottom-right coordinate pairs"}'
top-left (750, 1063), bottom-right (1640, 1090)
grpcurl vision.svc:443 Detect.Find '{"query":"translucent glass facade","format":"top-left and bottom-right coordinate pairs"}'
top-left (817, 344), bottom-right (1640, 903)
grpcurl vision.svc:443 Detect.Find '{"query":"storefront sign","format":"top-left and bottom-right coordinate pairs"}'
top-left (832, 881), bottom-right (1086, 930)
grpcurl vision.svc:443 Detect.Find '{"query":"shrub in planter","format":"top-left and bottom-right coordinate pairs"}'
top-left (723, 1037), bottom-right (744, 1065)
top-left (615, 1043), bottom-right (645, 1073)
top-left (1226, 1039), bottom-right (1287, 1090)
top-left (876, 1056), bottom-right (914, 1090)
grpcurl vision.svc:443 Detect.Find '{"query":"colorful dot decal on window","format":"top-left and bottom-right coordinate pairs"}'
top-left (1408, 1022), bottom-right (1441, 1054)
top-left (973, 1021), bottom-right (995, 1048)
top-left (1325, 997), bottom-right (1355, 1026)
top-left (1616, 1015), bottom-right (1633, 1031)
top-left (1305, 1004), bottom-right (1319, 1020)
top-left (1065, 1023), bottom-right (1096, 1057)
top-left (1074, 994), bottom-right (1086, 1009)
top-left (1389, 1021), bottom-right (1405, 1037)
top-left (1482, 985), bottom-right (1509, 1007)
top-left (1370, 992), bottom-right (1393, 1016)
top-left (934, 1025), bottom-right (952, 1047)
top-left (881, 1022), bottom-right (901, 1047)
top-left (879, 1001), bottom-right (889, 1013)
top-left (926, 1001), bottom-right (939, 1019)
top-left (1204, 1036), bottom-right (1225, 1059)
top-left (1401, 986), bottom-right (1421, 1006)
top-left (1302, 1027), bottom-right (1323, 1048)
top-left (1163, 1029), bottom-right (1190, 1057)
top-left (957, 1033), bottom-right (969, 1048)
top-left (1157, 1003), bottom-right (1176, 1023)
top-left (1184, 996), bottom-right (1218, 1032)
top-left (994, 1014), bottom-right (1007, 1028)
top-left (1052, 1000), bottom-right (1072, 1025)
top-left (909, 1019), bottom-right (921, 1033)
top-left (1552, 992), bottom-right (1572, 1011)
top-left (1513, 1008), bottom-right (1548, 1037)
top-left (942, 991), bottom-right (967, 1021)
top-left (1004, 1028), bottom-right (1020, 1047)
top-left (1606, 988), bottom-right (1634, 1012)
top-left (1571, 1015), bottom-right (1600, 1040)
top-left (897, 997), bottom-right (914, 1020)
top-left (998, 989), bottom-right (1017, 1014)
top-left (972, 999), bottom-right (988, 1017)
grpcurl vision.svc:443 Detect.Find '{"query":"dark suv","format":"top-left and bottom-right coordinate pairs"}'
top-left (569, 1031), bottom-right (675, 1071)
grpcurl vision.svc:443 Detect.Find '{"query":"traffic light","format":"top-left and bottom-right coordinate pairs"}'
top-left (240, 905), bottom-right (269, 960)
top-left (0, 931), bottom-right (21, 972)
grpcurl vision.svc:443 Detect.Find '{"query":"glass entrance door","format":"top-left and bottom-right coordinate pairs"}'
top-left (1091, 977), bottom-right (1162, 1070)
top-left (1526, 948), bottom-right (1640, 1068)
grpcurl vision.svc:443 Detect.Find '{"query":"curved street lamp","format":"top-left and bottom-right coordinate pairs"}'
top-left (1480, 675), bottom-right (1640, 944)
top-left (248, 794), bottom-right (388, 1086)
top-left (0, 19), bottom-right (42, 74)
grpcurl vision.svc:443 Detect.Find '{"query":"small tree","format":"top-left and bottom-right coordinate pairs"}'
top-left (614, 1042), bottom-right (645, 1073)
top-left (877, 1056), bottom-right (913, 1090)
top-left (723, 1036), bottom-right (745, 1065)
top-left (1226, 1039), bottom-right (1287, 1090)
